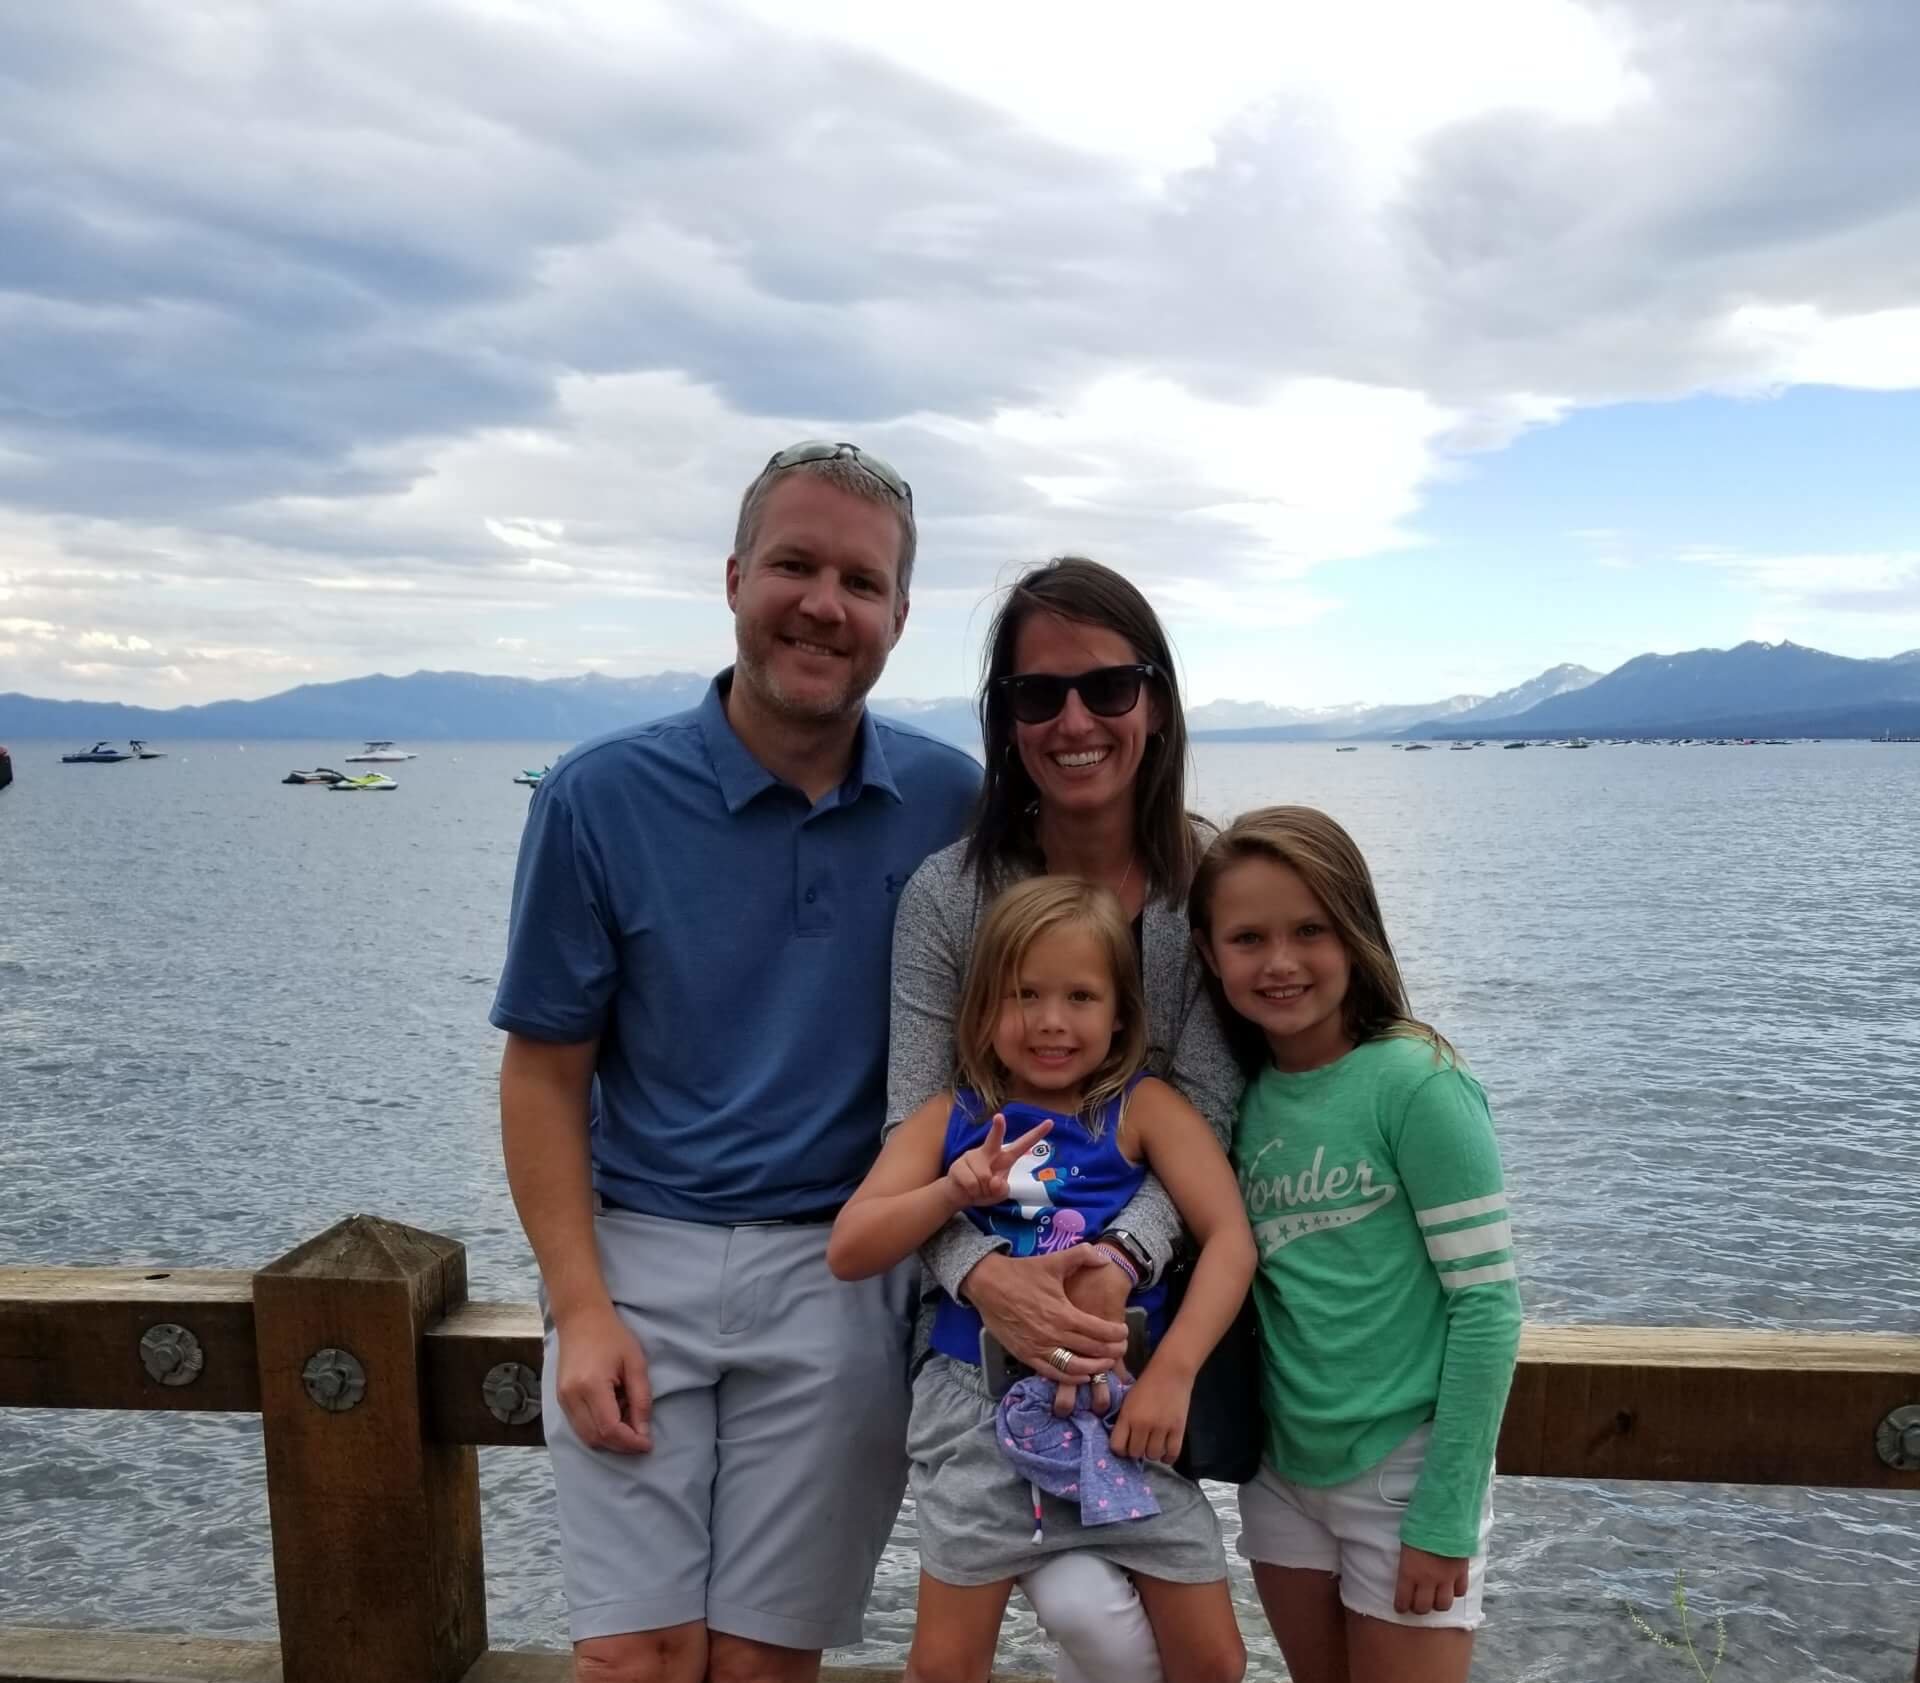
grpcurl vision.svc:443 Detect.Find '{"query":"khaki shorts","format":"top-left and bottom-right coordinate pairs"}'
top-left (1236, 1424), bottom-right (1493, 1631)
top-left (540, 1204), bottom-right (916, 1649)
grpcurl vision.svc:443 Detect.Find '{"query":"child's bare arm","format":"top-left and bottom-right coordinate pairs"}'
top-left (828, 1100), bottom-right (1054, 1280)
top-left (1110, 1078), bottom-right (1256, 1461)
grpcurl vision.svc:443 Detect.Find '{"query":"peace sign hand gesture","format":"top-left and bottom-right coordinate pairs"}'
top-left (946, 1113), bottom-right (1052, 1209)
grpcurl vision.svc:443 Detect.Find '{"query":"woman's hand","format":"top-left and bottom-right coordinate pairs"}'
top-left (946, 1113), bottom-right (1052, 1208)
top-left (1393, 1544), bottom-right (1470, 1616)
top-left (1108, 1359), bottom-right (1191, 1464)
top-left (963, 1248), bottom-right (1129, 1380)
top-left (1049, 1245), bottom-right (1135, 1414)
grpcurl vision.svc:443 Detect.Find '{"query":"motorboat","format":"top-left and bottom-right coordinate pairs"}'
top-left (1404, 743), bottom-right (1434, 752)
top-left (512, 765), bottom-right (550, 786)
top-left (345, 741), bottom-right (418, 762)
top-left (328, 772), bottom-right (399, 792)
top-left (1333, 746), bottom-right (1357, 753)
top-left (1503, 741), bottom-right (1527, 749)
top-left (283, 767), bottom-right (348, 785)
top-left (62, 741), bottom-right (134, 763)
top-left (128, 740), bottom-right (165, 759)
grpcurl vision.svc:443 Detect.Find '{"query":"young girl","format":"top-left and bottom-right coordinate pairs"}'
top-left (831, 876), bottom-right (1255, 1683)
top-left (1188, 807), bottom-right (1521, 1683)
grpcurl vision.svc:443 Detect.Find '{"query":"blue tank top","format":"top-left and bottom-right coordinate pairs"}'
top-left (929, 1076), bottom-right (1170, 1364)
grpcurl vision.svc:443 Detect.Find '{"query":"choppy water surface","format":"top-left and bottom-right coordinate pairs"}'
top-left (3, 736), bottom-right (1917, 1679)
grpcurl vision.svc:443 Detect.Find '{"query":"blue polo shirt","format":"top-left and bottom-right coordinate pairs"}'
top-left (490, 671), bottom-right (980, 1224)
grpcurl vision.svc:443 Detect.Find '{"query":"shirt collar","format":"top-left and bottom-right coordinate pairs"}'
top-left (699, 669), bottom-right (903, 813)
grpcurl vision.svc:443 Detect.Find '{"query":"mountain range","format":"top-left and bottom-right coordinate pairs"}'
top-left (5, 642), bottom-right (1919, 750)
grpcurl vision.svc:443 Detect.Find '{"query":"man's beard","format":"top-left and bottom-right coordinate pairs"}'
top-left (735, 628), bottom-right (883, 724)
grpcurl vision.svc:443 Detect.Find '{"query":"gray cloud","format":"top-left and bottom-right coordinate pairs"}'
top-left (6, 0), bottom-right (1920, 704)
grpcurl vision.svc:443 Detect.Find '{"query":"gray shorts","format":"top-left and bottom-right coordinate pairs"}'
top-left (541, 1204), bottom-right (916, 1649)
top-left (909, 1355), bottom-right (1227, 1589)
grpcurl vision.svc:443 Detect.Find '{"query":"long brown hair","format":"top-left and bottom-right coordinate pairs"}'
top-left (954, 876), bottom-right (1149, 1133)
top-left (1187, 805), bottom-right (1455, 1075)
top-left (964, 558), bottom-right (1198, 900)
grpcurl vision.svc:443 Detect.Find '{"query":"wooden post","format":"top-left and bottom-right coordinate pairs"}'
top-left (252, 1217), bottom-right (486, 1683)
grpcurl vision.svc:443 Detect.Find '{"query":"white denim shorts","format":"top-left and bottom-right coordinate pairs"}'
top-left (1235, 1424), bottom-right (1493, 1631)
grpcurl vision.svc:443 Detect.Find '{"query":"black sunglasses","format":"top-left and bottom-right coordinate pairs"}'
top-left (994, 663), bottom-right (1158, 725)
top-left (765, 439), bottom-right (912, 505)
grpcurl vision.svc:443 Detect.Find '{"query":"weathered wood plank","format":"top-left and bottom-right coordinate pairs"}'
top-left (0, 1626), bottom-right (281, 1681)
top-left (0, 1270), bottom-right (258, 1413)
top-left (424, 1301), bottom-right (544, 1447)
top-left (0, 1631), bottom-right (1030, 1683)
top-left (253, 1217), bottom-right (487, 1683)
top-left (1500, 1325), bottom-right (1920, 1487)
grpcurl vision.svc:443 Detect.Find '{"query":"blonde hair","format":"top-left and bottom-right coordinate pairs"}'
top-left (1187, 805), bottom-right (1456, 1074)
top-left (954, 876), bottom-right (1148, 1132)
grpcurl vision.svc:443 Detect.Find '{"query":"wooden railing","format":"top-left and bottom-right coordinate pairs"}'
top-left (3, 1215), bottom-right (1916, 1683)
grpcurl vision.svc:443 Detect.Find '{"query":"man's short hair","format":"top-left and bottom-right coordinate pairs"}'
top-left (733, 455), bottom-right (917, 599)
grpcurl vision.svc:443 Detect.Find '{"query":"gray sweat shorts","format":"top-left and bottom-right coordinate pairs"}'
top-left (540, 1203), bottom-right (916, 1649)
top-left (909, 1354), bottom-right (1227, 1588)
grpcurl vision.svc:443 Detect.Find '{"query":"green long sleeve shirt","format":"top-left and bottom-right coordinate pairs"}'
top-left (1233, 1033), bottom-right (1521, 1558)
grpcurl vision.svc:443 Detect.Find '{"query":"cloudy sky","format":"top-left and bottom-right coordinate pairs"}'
top-left (5, 0), bottom-right (1920, 711)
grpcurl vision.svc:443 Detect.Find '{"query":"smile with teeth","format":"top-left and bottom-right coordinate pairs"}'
top-left (1028, 1046), bottom-right (1078, 1063)
top-left (1258, 984), bottom-right (1309, 1001)
top-left (784, 636), bottom-right (844, 658)
top-left (1051, 748), bottom-right (1109, 768)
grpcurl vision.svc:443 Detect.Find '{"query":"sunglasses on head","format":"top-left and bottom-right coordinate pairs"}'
top-left (765, 439), bottom-right (913, 505)
top-left (994, 663), bottom-right (1158, 725)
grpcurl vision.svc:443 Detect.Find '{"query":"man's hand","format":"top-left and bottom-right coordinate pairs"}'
top-left (553, 1302), bottom-right (654, 1454)
top-left (964, 1246), bottom-right (1128, 1380)
top-left (1393, 1543), bottom-right (1470, 1616)
top-left (946, 1113), bottom-right (1053, 1208)
top-left (1108, 1360), bottom-right (1191, 1464)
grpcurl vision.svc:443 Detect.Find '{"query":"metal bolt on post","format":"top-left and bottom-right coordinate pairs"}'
top-left (301, 1347), bottom-right (367, 1412)
top-left (139, 1323), bottom-right (205, 1387)
top-left (1874, 1404), bottom-right (1920, 1472)
top-left (482, 1361), bottom-right (542, 1426)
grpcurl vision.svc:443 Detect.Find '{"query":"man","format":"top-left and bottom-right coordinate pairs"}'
top-left (491, 442), bottom-right (980, 1683)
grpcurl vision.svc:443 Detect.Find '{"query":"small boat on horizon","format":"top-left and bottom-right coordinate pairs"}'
top-left (328, 772), bottom-right (399, 792)
top-left (61, 741), bottom-right (134, 764)
top-left (128, 740), bottom-right (165, 759)
top-left (512, 765), bottom-right (550, 786)
top-left (1334, 746), bottom-right (1358, 754)
top-left (1405, 743), bottom-right (1434, 752)
top-left (345, 741), bottom-right (419, 763)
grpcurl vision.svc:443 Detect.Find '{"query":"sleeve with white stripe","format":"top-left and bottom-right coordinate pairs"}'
top-left (1390, 1060), bottom-right (1523, 1559)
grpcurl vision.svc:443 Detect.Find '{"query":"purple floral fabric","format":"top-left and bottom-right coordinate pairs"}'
top-left (994, 1375), bottom-right (1161, 1528)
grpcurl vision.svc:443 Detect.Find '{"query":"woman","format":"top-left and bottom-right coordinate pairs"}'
top-left (888, 557), bottom-right (1245, 1683)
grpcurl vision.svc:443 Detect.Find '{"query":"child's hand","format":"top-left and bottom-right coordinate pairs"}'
top-left (946, 1113), bottom-right (1052, 1209)
top-left (1393, 1543), bottom-right (1469, 1616)
top-left (1107, 1362), bottom-right (1190, 1463)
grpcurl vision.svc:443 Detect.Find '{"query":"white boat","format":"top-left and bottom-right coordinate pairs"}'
top-left (345, 740), bottom-right (419, 763)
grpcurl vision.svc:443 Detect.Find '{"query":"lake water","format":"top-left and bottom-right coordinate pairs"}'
top-left (3, 735), bottom-right (1917, 1680)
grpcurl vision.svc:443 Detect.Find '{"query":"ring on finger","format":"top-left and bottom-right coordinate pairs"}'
top-left (1047, 1346), bottom-right (1074, 1373)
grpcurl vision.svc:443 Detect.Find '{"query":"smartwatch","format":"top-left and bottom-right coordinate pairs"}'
top-left (1098, 1227), bottom-right (1155, 1286)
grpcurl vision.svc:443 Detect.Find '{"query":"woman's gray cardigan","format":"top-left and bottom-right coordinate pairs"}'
top-left (885, 836), bottom-right (1243, 1299)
